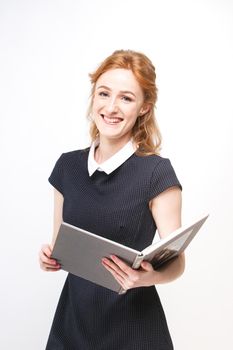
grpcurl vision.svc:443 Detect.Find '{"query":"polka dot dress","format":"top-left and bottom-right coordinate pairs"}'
top-left (45, 149), bottom-right (181, 350)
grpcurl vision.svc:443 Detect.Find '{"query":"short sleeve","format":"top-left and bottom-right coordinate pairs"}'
top-left (48, 153), bottom-right (65, 195)
top-left (149, 158), bottom-right (182, 200)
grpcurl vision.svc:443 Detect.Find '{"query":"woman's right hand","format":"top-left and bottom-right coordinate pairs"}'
top-left (39, 244), bottom-right (61, 272)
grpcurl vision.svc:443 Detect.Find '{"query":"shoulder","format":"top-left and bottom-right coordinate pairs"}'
top-left (133, 153), bottom-right (172, 172)
top-left (58, 147), bottom-right (90, 163)
top-left (51, 148), bottom-right (90, 172)
top-left (131, 154), bottom-right (181, 198)
top-left (62, 147), bottom-right (90, 158)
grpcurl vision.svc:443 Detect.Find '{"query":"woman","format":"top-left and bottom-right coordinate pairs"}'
top-left (39, 49), bottom-right (184, 349)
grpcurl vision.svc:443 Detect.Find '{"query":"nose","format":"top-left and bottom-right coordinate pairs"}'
top-left (105, 97), bottom-right (119, 114)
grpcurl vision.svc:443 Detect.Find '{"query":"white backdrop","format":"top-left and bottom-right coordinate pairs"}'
top-left (1, 0), bottom-right (233, 349)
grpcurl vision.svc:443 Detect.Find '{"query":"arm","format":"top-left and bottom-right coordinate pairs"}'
top-left (149, 186), bottom-right (185, 284)
top-left (51, 188), bottom-right (64, 247)
top-left (102, 186), bottom-right (185, 290)
top-left (39, 188), bottom-right (64, 271)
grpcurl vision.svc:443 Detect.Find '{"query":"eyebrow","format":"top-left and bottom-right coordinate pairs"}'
top-left (96, 85), bottom-right (136, 97)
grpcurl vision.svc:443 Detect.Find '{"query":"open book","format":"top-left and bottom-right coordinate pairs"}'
top-left (51, 215), bottom-right (209, 294)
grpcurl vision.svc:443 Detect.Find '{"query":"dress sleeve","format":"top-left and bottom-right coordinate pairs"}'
top-left (48, 153), bottom-right (65, 195)
top-left (149, 158), bottom-right (182, 200)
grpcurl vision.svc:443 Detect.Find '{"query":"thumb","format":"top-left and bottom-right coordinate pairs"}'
top-left (141, 261), bottom-right (154, 271)
top-left (42, 244), bottom-right (52, 258)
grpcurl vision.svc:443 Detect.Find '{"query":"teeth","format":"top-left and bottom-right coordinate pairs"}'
top-left (102, 115), bottom-right (122, 124)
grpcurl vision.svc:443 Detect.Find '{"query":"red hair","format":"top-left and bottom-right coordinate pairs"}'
top-left (87, 49), bottom-right (162, 155)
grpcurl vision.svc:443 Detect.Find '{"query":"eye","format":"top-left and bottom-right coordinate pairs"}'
top-left (98, 91), bottom-right (109, 98)
top-left (121, 95), bottom-right (133, 102)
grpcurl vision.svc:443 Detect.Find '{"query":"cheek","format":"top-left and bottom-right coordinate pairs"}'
top-left (92, 100), bottom-right (100, 112)
top-left (92, 96), bottom-right (103, 110)
top-left (125, 106), bottom-right (140, 120)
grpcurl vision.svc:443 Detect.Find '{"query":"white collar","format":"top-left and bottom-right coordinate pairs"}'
top-left (88, 139), bottom-right (136, 176)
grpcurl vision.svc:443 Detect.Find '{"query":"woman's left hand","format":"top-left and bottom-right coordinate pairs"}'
top-left (101, 255), bottom-right (160, 291)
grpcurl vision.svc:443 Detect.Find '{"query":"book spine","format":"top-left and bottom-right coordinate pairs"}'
top-left (132, 253), bottom-right (144, 269)
top-left (118, 254), bottom-right (144, 295)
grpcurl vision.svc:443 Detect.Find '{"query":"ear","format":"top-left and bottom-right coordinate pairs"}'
top-left (139, 104), bottom-right (150, 116)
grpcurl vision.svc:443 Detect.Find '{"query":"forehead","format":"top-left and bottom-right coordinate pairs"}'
top-left (96, 68), bottom-right (143, 94)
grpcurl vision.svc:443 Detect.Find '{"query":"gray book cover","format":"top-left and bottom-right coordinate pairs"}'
top-left (51, 215), bottom-right (209, 294)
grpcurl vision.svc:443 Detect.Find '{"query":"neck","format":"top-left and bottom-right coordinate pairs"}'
top-left (94, 136), bottom-right (131, 164)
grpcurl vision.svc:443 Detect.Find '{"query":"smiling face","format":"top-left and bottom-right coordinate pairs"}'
top-left (91, 68), bottom-right (148, 145)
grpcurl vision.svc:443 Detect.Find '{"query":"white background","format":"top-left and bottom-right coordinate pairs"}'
top-left (1, 0), bottom-right (233, 349)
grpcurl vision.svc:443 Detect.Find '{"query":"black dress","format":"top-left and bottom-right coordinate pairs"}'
top-left (46, 148), bottom-right (182, 350)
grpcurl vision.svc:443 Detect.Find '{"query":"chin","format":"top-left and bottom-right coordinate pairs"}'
top-left (99, 131), bottom-right (132, 143)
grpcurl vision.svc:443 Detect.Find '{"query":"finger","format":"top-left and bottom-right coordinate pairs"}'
top-left (41, 261), bottom-right (60, 269)
top-left (39, 246), bottom-right (58, 266)
top-left (102, 261), bottom-right (126, 287)
top-left (39, 250), bottom-right (58, 266)
top-left (42, 244), bottom-right (52, 258)
top-left (102, 258), bottom-right (128, 279)
top-left (140, 261), bottom-right (154, 271)
top-left (110, 255), bottom-right (135, 275)
top-left (43, 266), bottom-right (60, 272)
top-left (40, 258), bottom-right (60, 270)
top-left (102, 260), bottom-right (136, 291)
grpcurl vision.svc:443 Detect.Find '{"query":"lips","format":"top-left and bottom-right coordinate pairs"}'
top-left (101, 114), bottom-right (123, 125)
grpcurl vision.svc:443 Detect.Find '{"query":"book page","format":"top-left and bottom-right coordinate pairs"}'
top-left (143, 228), bottom-right (194, 268)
